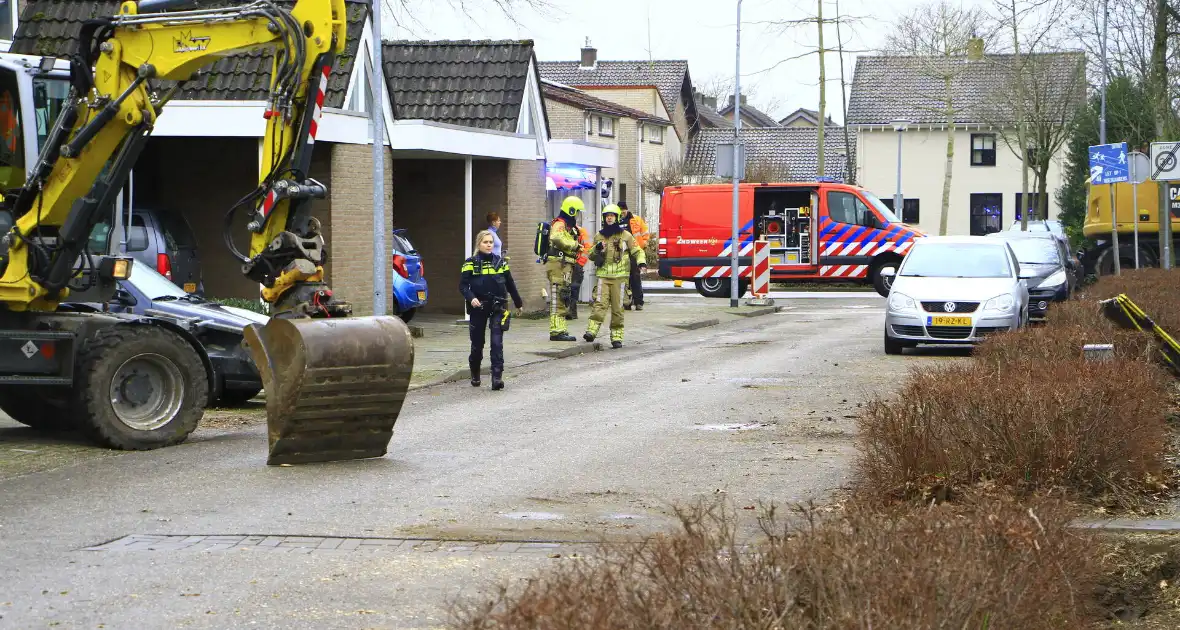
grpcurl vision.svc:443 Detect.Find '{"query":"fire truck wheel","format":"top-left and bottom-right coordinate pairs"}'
top-left (695, 278), bottom-right (749, 299)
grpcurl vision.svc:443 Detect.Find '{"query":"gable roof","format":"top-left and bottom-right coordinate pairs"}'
top-left (382, 39), bottom-right (544, 134)
top-left (541, 80), bottom-right (671, 126)
top-left (847, 52), bottom-right (1086, 125)
top-left (781, 108), bottom-right (820, 125)
top-left (717, 101), bottom-right (780, 128)
top-left (697, 103), bottom-right (734, 129)
top-left (11, 0), bottom-right (370, 109)
top-left (685, 127), bottom-right (857, 183)
top-left (536, 60), bottom-right (688, 116)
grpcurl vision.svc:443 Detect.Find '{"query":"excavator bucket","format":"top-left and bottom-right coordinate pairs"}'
top-left (242, 316), bottom-right (415, 465)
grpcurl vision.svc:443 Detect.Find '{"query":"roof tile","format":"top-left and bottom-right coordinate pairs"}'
top-left (537, 60), bottom-right (689, 119)
top-left (541, 80), bottom-right (671, 125)
top-left (686, 127), bottom-right (856, 182)
top-left (12, 0), bottom-right (368, 109)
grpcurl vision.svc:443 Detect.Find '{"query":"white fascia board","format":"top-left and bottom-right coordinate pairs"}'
top-left (548, 140), bottom-right (617, 169)
top-left (391, 120), bottom-right (538, 159)
top-left (152, 100), bottom-right (266, 137)
top-left (150, 100), bottom-right (382, 145)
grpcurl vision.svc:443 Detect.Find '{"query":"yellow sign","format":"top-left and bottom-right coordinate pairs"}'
top-left (184, 282), bottom-right (197, 293)
top-left (928, 315), bottom-right (972, 327)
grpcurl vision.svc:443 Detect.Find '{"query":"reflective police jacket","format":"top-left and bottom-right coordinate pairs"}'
top-left (460, 253), bottom-right (523, 308)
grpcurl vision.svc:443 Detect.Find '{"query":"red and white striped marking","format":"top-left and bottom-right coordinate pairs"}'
top-left (307, 66), bottom-right (330, 144)
top-left (751, 240), bottom-right (770, 297)
top-left (695, 241), bottom-right (754, 278)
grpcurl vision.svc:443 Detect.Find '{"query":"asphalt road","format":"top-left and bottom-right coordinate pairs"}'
top-left (0, 295), bottom-right (954, 629)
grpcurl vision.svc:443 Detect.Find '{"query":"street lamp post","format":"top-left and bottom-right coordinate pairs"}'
top-left (892, 120), bottom-right (909, 218)
top-left (730, 0), bottom-right (742, 308)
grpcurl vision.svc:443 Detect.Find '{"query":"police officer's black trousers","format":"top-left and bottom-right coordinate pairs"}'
top-left (628, 258), bottom-right (644, 306)
top-left (469, 306), bottom-right (505, 376)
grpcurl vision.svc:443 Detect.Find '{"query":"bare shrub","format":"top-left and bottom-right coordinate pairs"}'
top-left (451, 496), bottom-right (1103, 629)
top-left (855, 355), bottom-right (1170, 507)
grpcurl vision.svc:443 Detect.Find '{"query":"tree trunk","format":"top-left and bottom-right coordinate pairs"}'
top-left (817, 0), bottom-right (826, 178)
top-left (939, 76), bottom-right (954, 236)
top-left (835, 0), bottom-right (853, 184)
top-left (1151, 0), bottom-right (1170, 138)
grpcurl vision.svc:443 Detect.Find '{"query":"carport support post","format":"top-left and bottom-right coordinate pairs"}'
top-left (464, 157), bottom-right (473, 321)
top-left (370, 0), bottom-right (387, 316)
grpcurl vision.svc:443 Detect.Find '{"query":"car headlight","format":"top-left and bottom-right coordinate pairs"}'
top-left (983, 294), bottom-right (1015, 313)
top-left (888, 292), bottom-right (917, 312)
top-left (1038, 269), bottom-right (1066, 288)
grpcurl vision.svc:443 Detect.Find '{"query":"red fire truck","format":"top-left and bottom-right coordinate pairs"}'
top-left (657, 181), bottom-right (927, 298)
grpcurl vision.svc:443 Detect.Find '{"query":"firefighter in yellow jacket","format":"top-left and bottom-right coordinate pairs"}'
top-left (583, 204), bottom-right (647, 348)
top-left (546, 196), bottom-right (584, 341)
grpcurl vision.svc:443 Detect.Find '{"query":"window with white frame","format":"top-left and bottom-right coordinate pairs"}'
top-left (585, 114), bottom-right (593, 136)
top-left (598, 116), bottom-right (615, 137)
top-left (648, 125), bottom-right (664, 144)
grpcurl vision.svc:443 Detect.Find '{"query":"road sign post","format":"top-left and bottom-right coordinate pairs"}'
top-left (1149, 141), bottom-right (1180, 269)
top-left (1129, 151), bottom-right (1150, 268)
top-left (1091, 142), bottom-right (1129, 275)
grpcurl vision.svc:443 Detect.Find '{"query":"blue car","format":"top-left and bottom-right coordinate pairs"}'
top-left (391, 229), bottom-right (427, 322)
top-left (64, 259), bottom-right (269, 407)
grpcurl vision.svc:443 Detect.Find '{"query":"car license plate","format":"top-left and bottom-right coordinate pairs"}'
top-left (183, 283), bottom-right (197, 293)
top-left (417, 291), bottom-right (426, 301)
top-left (927, 315), bottom-right (972, 327)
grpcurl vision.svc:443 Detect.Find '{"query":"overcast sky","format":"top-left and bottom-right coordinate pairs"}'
top-left (384, 0), bottom-right (994, 123)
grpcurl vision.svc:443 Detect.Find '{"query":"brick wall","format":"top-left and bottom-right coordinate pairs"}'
top-left (134, 137), bottom-right (261, 301)
top-left (545, 100), bottom-right (587, 139)
top-left (504, 159), bottom-right (548, 312)
top-left (327, 142), bottom-right (393, 317)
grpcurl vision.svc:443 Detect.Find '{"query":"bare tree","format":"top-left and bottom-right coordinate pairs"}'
top-left (382, 0), bottom-right (552, 33)
top-left (885, 1), bottom-right (991, 235)
top-left (695, 74), bottom-right (786, 121)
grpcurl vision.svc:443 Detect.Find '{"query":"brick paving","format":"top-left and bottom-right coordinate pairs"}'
top-left (82, 534), bottom-right (598, 557)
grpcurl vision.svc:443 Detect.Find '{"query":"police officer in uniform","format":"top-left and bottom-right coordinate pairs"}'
top-left (461, 230), bottom-right (523, 390)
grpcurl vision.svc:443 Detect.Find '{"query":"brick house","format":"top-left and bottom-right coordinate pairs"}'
top-left (692, 91), bottom-right (734, 130)
top-left (538, 41), bottom-right (701, 224)
top-left (541, 79), bottom-right (671, 215)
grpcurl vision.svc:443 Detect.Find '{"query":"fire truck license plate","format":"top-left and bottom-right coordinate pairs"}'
top-left (184, 283), bottom-right (197, 293)
top-left (928, 315), bottom-right (972, 327)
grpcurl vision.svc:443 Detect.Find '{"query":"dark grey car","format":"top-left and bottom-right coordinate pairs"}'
top-left (987, 231), bottom-right (1075, 319)
top-left (87, 208), bottom-right (204, 295)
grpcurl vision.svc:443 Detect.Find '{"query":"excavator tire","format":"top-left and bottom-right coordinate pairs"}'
top-left (74, 326), bottom-right (208, 450)
top-left (0, 387), bottom-right (74, 432)
top-left (243, 316), bottom-right (414, 466)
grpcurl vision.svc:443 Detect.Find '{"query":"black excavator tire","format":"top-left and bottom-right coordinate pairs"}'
top-left (74, 325), bottom-right (207, 450)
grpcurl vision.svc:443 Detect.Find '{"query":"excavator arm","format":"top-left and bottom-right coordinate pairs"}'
top-left (0, 0), bottom-right (413, 464)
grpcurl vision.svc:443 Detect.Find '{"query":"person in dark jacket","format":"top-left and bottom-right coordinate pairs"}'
top-left (460, 230), bottom-right (523, 390)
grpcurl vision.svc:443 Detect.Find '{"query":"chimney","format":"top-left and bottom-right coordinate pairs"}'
top-left (693, 90), bottom-right (719, 111)
top-left (727, 94), bottom-right (747, 109)
top-left (705, 95), bottom-right (717, 110)
top-left (580, 37), bottom-right (597, 69)
top-left (967, 36), bottom-right (984, 61)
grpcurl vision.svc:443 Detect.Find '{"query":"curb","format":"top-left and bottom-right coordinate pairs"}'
top-left (532, 341), bottom-right (605, 359)
top-left (671, 318), bottom-right (720, 331)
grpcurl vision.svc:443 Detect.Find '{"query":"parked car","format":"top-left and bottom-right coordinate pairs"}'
top-left (1008, 219), bottom-right (1078, 267)
top-left (986, 231), bottom-right (1076, 320)
top-left (882, 236), bottom-right (1031, 354)
top-left (87, 207), bottom-right (204, 294)
top-left (63, 259), bottom-right (267, 407)
top-left (391, 228), bottom-right (427, 322)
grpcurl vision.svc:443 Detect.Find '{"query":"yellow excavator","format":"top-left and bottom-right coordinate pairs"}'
top-left (1081, 179), bottom-right (1180, 275)
top-left (0, 0), bottom-right (413, 464)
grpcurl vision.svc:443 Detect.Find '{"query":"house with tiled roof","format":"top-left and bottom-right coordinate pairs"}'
top-left (779, 108), bottom-right (837, 128)
top-left (691, 90), bottom-right (734, 130)
top-left (541, 79), bottom-right (668, 220)
top-left (538, 40), bottom-right (701, 221)
top-left (685, 127), bottom-right (856, 184)
top-left (848, 38), bottom-right (1086, 236)
top-left (6, 1), bottom-right (614, 314)
top-left (717, 95), bottom-right (780, 128)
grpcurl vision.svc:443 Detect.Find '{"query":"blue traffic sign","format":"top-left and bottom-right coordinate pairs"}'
top-left (1090, 142), bottom-right (1129, 184)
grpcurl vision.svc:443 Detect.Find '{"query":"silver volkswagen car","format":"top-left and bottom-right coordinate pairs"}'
top-left (882, 236), bottom-right (1031, 354)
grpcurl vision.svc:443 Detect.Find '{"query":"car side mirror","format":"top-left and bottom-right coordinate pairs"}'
top-left (880, 267), bottom-right (896, 278)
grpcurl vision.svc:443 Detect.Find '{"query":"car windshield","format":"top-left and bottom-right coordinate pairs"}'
top-left (899, 243), bottom-right (1013, 278)
top-left (393, 231), bottom-right (416, 255)
top-left (128, 259), bottom-right (186, 300)
top-left (861, 190), bottom-right (902, 224)
top-left (1002, 238), bottom-right (1060, 265)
